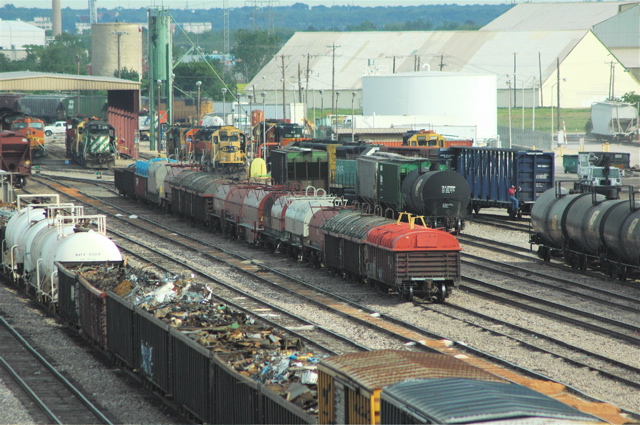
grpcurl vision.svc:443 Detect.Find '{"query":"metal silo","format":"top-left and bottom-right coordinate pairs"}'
top-left (91, 23), bottom-right (143, 79)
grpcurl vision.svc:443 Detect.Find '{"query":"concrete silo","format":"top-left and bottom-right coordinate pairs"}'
top-left (91, 23), bottom-right (142, 79)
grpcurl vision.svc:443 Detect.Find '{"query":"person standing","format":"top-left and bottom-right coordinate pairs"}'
top-left (508, 185), bottom-right (520, 212)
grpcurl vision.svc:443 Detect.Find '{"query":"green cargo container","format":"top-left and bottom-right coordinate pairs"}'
top-left (377, 158), bottom-right (432, 211)
top-left (562, 154), bottom-right (579, 173)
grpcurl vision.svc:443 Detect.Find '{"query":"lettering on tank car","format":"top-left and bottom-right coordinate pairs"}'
top-left (441, 185), bottom-right (456, 194)
top-left (627, 218), bottom-right (639, 242)
top-left (75, 253), bottom-right (103, 257)
top-left (588, 211), bottom-right (600, 231)
top-left (442, 202), bottom-right (454, 209)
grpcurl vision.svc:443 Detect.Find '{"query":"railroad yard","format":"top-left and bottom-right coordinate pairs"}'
top-left (2, 136), bottom-right (640, 424)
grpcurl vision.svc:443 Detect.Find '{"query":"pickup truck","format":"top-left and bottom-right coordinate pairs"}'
top-left (44, 121), bottom-right (67, 136)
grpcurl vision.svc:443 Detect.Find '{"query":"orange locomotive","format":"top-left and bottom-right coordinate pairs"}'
top-left (10, 116), bottom-right (46, 158)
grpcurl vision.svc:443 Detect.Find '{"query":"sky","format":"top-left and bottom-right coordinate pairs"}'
top-left (11, 0), bottom-right (593, 9)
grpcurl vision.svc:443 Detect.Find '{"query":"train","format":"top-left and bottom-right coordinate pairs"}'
top-left (65, 116), bottom-right (119, 169)
top-left (165, 124), bottom-right (247, 171)
top-left (0, 130), bottom-right (32, 188)
top-left (0, 196), bottom-right (608, 425)
top-left (530, 184), bottom-right (640, 281)
top-left (115, 160), bottom-right (462, 303)
top-left (1, 195), bottom-right (122, 304)
top-left (9, 115), bottom-right (46, 158)
top-left (318, 350), bottom-right (601, 425)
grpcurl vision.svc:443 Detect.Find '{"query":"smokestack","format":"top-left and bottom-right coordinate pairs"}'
top-left (52, 0), bottom-right (62, 37)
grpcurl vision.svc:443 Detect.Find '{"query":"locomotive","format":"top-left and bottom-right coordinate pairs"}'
top-left (115, 161), bottom-right (462, 303)
top-left (165, 124), bottom-right (247, 172)
top-left (9, 116), bottom-right (46, 158)
top-left (66, 117), bottom-right (118, 169)
top-left (530, 185), bottom-right (640, 280)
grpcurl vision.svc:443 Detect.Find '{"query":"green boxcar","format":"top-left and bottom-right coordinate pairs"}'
top-left (562, 154), bottom-right (579, 173)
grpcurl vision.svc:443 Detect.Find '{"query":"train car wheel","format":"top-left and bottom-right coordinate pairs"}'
top-left (434, 283), bottom-right (447, 303)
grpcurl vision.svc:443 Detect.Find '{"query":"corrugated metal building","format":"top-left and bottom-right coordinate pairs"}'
top-left (248, 2), bottom-right (639, 110)
top-left (0, 20), bottom-right (46, 60)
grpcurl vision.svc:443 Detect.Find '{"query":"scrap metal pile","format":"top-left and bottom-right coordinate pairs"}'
top-left (74, 263), bottom-right (323, 413)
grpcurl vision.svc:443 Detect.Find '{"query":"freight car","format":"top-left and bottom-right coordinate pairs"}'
top-left (0, 193), bottom-right (614, 425)
top-left (0, 130), bottom-right (32, 188)
top-left (0, 93), bottom-right (108, 123)
top-left (441, 146), bottom-right (555, 218)
top-left (318, 350), bottom-right (599, 425)
top-left (356, 152), bottom-right (470, 232)
top-left (115, 161), bottom-right (462, 303)
top-left (530, 185), bottom-right (640, 280)
top-left (1, 195), bottom-right (122, 304)
top-left (67, 117), bottom-right (118, 169)
top-left (10, 116), bottom-right (46, 158)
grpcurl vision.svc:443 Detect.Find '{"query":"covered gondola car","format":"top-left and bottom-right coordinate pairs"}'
top-left (322, 212), bottom-right (461, 302)
top-left (441, 147), bottom-right (555, 217)
top-left (380, 378), bottom-right (600, 424)
top-left (317, 350), bottom-right (506, 425)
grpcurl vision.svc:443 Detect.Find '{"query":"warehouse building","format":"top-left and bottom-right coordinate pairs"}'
top-left (248, 2), bottom-right (639, 111)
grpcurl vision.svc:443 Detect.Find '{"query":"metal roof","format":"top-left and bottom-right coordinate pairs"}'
top-left (0, 71), bottom-right (141, 91)
top-left (319, 351), bottom-right (505, 391)
top-left (249, 30), bottom-right (590, 91)
top-left (480, 2), bottom-right (637, 31)
top-left (381, 378), bottom-right (601, 424)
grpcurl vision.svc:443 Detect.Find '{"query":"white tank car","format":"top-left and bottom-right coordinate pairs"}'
top-left (3, 195), bottom-right (62, 278)
top-left (26, 215), bottom-right (122, 303)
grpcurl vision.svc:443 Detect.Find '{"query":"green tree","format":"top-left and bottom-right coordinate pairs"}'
top-left (231, 30), bottom-right (280, 81)
top-left (620, 92), bottom-right (640, 106)
top-left (173, 60), bottom-right (232, 100)
top-left (114, 67), bottom-right (140, 81)
top-left (25, 33), bottom-right (88, 74)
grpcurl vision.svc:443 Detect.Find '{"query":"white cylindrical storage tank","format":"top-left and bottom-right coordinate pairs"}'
top-left (91, 23), bottom-right (143, 79)
top-left (362, 72), bottom-right (497, 142)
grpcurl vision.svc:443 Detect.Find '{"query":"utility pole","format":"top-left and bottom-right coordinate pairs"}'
top-left (439, 55), bottom-right (445, 71)
top-left (281, 55), bottom-right (287, 120)
top-left (305, 53), bottom-right (311, 106)
top-left (298, 63), bottom-right (303, 103)
top-left (328, 43), bottom-right (339, 125)
top-left (557, 57), bottom-right (561, 133)
top-left (513, 52), bottom-right (518, 107)
top-left (112, 30), bottom-right (128, 78)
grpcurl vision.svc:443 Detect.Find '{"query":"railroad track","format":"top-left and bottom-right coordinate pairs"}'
top-left (25, 173), bottom-right (640, 419)
top-left (468, 213), bottom-right (531, 232)
top-left (0, 317), bottom-right (113, 424)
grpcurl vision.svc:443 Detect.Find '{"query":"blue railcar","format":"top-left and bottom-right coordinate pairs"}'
top-left (441, 147), bottom-right (554, 217)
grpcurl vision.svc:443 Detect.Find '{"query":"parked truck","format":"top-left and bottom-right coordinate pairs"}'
top-left (589, 101), bottom-right (639, 142)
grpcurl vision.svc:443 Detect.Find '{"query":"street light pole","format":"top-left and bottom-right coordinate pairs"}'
top-left (319, 89), bottom-right (324, 133)
top-left (507, 80), bottom-right (512, 149)
top-left (334, 91), bottom-right (340, 140)
top-left (156, 79), bottom-right (162, 152)
top-left (221, 87), bottom-right (228, 125)
top-left (351, 92), bottom-right (356, 143)
top-left (196, 81), bottom-right (202, 124)
top-left (247, 93), bottom-right (253, 136)
top-left (261, 92), bottom-right (266, 155)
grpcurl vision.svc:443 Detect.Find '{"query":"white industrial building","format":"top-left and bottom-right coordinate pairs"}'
top-left (0, 20), bottom-right (46, 60)
top-left (248, 1), bottom-right (639, 114)
top-left (361, 72), bottom-right (497, 141)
